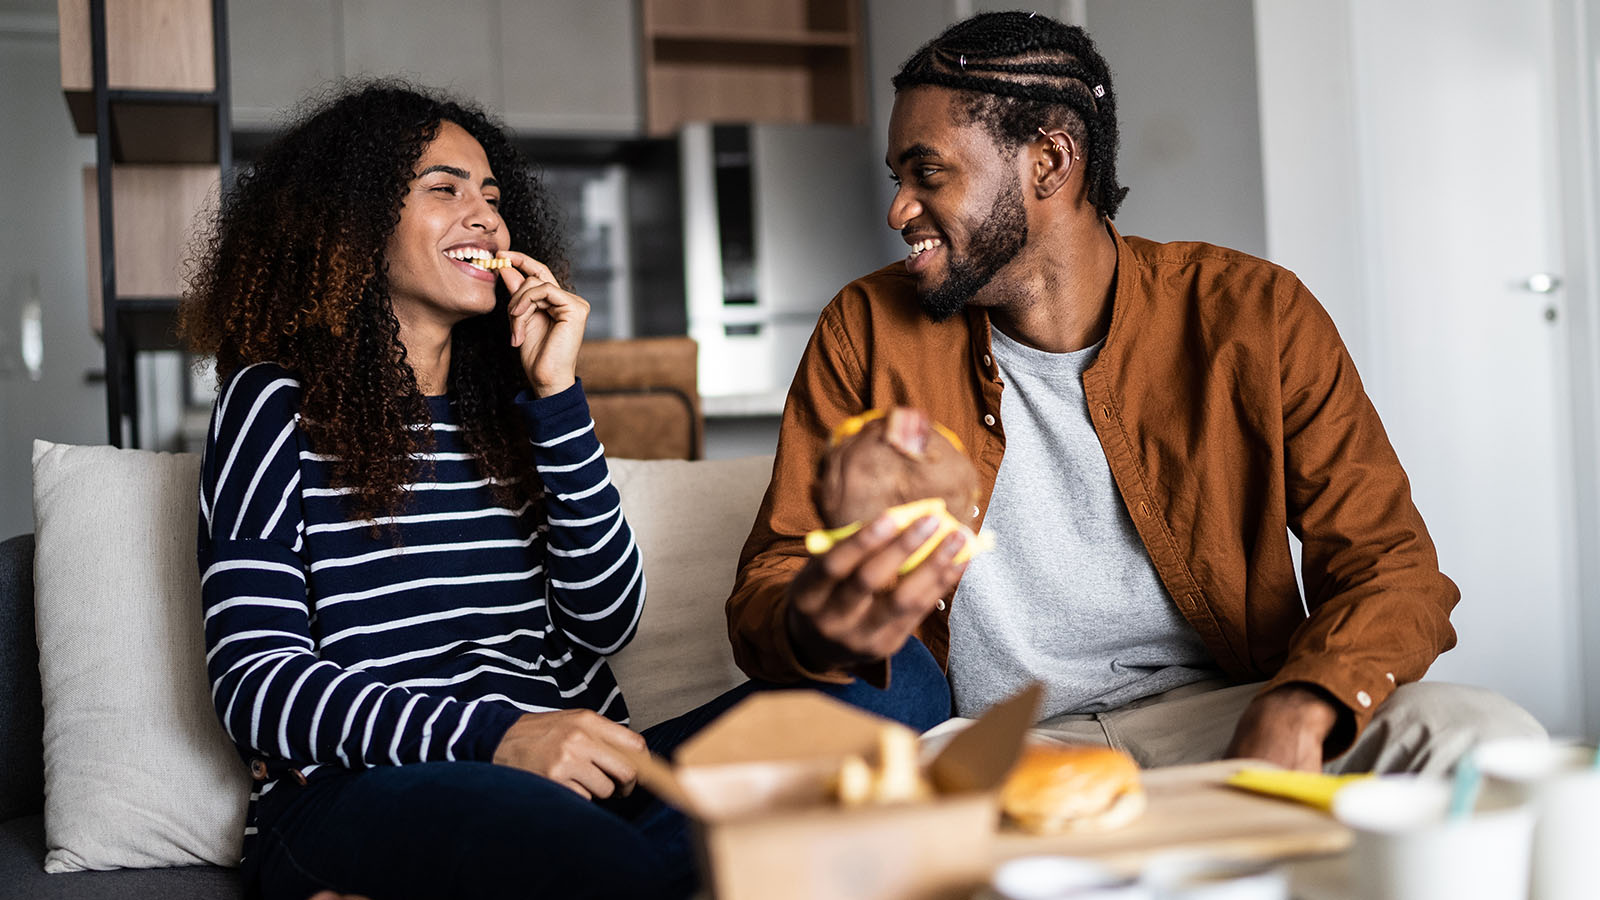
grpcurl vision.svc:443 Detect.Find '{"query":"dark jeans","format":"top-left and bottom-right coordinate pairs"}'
top-left (250, 638), bottom-right (951, 900)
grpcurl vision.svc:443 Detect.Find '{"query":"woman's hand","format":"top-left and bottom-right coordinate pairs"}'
top-left (491, 709), bottom-right (646, 799)
top-left (498, 251), bottom-right (590, 397)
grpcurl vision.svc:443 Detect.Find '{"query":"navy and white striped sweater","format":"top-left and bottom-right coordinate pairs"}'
top-left (198, 363), bottom-right (645, 844)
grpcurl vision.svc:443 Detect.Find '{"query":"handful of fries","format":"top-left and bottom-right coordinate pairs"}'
top-left (831, 724), bottom-right (932, 806)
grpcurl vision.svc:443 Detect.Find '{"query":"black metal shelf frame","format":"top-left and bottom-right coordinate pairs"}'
top-left (89, 0), bottom-right (231, 447)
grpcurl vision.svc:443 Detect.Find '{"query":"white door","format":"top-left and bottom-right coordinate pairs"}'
top-left (1258, 0), bottom-right (1584, 734)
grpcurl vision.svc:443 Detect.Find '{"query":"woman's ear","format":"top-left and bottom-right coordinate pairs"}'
top-left (1032, 128), bottom-right (1079, 200)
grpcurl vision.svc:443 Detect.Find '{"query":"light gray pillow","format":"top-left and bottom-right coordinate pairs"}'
top-left (30, 440), bottom-right (247, 872)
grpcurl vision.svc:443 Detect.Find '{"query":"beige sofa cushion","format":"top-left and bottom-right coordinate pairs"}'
top-left (31, 440), bottom-right (247, 872)
top-left (608, 455), bottom-right (774, 729)
top-left (30, 439), bottom-right (773, 870)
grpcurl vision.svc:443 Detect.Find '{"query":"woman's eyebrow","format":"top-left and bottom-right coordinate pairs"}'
top-left (418, 164), bottom-right (470, 180)
top-left (417, 165), bottom-right (497, 190)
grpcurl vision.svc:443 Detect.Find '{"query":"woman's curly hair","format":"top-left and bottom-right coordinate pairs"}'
top-left (182, 81), bottom-right (562, 522)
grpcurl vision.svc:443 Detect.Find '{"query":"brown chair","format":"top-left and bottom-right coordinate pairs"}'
top-left (575, 336), bottom-right (703, 460)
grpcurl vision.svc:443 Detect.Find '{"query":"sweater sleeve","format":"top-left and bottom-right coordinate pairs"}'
top-left (516, 380), bottom-right (646, 655)
top-left (199, 365), bottom-right (521, 772)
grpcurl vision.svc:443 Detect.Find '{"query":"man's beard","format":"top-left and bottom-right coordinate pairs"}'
top-left (918, 177), bottom-right (1028, 322)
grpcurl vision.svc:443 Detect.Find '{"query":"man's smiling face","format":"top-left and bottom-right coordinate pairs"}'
top-left (886, 86), bottom-right (1029, 322)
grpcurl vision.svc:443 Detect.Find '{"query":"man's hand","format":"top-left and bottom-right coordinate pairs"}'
top-left (785, 512), bottom-right (969, 672)
top-left (492, 709), bottom-right (646, 799)
top-left (1224, 684), bottom-right (1341, 772)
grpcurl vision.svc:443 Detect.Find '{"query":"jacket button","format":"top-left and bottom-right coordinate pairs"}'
top-left (250, 759), bottom-right (268, 781)
top-left (1386, 672), bottom-right (1396, 684)
top-left (982, 354), bottom-right (993, 367)
top-left (1356, 690), bottom-right (1373, 708)
top-left (935, 598), bottom-right (947, 611)
top-left (983, 414), bottom-right (996, 427)
top-left (971, 505), bottom-right (980, 518)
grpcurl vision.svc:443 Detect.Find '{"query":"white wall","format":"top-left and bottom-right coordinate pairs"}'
top-left (1256, 0), bottom-right (1600, 736)
top-left (863, 0), bottom-right (1267, 260)
top-left (0, 12), bottom-right (105, 541)
top-left (1085, 0), bottom-right (1268, 256)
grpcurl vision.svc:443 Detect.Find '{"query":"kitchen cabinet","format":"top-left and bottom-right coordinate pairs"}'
top-left (228, 0), bottom-right (641, 135)
top-left (341, 0), bottom-right (499, 112)
top-left (227, 0), bottom-right (340, 130)
top-left (640, 0), bottom-right (865, 135)
top-left (499, 0), bottom-right (639, 134)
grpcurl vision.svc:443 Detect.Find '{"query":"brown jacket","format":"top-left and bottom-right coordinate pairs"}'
top-left (726, 227), bottom-right (1458, 745)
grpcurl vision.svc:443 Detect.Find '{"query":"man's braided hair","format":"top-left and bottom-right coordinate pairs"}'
top-left (892, 11), bottom-right (1130, 219)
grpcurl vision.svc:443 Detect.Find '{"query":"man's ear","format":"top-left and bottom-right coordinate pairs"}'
top-left (1031, 128), bottom-right (1079, 200)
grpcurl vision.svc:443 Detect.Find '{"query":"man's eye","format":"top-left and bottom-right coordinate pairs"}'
top-left (486, 196), bottom-right (500, 207)
top-left (430, 185), bottom-right (456, 196)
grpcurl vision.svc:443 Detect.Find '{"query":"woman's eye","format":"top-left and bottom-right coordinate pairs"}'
top-left (430, 184), bottom-right (457, 196)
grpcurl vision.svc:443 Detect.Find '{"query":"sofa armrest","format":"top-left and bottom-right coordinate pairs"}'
top-left (0, 534), bottom-right (44, 823)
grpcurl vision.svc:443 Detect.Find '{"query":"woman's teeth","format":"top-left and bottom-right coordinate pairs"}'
top-left (907, 238), bottom-right (943, 260)
top-left (444, 248), bottom-right (506, 270)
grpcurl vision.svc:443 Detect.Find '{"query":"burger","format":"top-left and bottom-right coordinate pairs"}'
top-left (806, 407), bottom-right (991, 570)
top-left (1000, 743), bottom-right (1146, 834)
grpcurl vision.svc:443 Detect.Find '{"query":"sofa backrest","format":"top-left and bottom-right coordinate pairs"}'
top-left (0, 532), bottom-right (43, 821)
top-left (607, 455), bottom-right (775, 729)
top-left (16, 447), bottom-right (777, 773)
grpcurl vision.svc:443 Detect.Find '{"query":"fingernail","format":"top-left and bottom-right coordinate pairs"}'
top-left (867, 515), bottom-right (895, 539)
top-left (910, 516), bottom-right (938, 539)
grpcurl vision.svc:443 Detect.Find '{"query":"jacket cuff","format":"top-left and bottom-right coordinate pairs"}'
top-left (767, 592), bottom-right (878, 687)
top-left (1263, 656), bottom-right (1399, 758)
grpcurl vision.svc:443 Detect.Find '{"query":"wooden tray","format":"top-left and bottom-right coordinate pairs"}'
top-left (991, 760), bottom-right (1352, 875)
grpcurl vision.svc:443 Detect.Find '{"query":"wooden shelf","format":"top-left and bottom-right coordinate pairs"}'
top-left (81, 163), bottom-right (220, 332)
top-left (61, 0), bottom-right (232, 446)
top-left (60, 0), bottom-right (219, 154)
top-left (641, 0), bottom-right (865, 136)
top-left (649, 24), bottom-right (856, 48)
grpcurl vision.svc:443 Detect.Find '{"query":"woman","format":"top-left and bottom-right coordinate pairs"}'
top-left (182, 83), bottom-right (949, 900)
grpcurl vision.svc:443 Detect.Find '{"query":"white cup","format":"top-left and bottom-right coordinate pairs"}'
top-left (1332, 774), bottom-right (1534, 900)
top-left (1477, 737), bottom-right (1600, 900)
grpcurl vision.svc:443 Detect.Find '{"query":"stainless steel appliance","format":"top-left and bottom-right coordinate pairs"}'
top-left (679, 122), bottom-right (887, 416)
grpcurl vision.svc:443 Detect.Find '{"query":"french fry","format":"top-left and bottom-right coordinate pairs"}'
top-left (804, 497), bottom-right (993, 573)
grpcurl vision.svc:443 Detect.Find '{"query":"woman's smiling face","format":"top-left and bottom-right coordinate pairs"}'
top-left (384, 121), bottom-right (511, 332)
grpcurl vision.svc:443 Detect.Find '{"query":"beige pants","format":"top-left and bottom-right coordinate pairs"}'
top-left (1030, 680), bottom-right (1545, 776)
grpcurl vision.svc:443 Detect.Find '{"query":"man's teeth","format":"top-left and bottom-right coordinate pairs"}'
top-left (444, 248), bottom-right (505, 269)
top-left (907, 238), bottom-right (943, 259)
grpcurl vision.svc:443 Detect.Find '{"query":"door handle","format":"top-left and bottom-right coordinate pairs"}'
top-left (1521, 273), bottom-right (1563, 294)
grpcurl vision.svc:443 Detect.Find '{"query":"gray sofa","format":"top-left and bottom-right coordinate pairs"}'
top-left (0, 533), bottom-right (240, 899)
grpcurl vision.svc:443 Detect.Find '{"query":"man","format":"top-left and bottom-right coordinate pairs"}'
top-left (725, 12), bottom-right (1540, 774)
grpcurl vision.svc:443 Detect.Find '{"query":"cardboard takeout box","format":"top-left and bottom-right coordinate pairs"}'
top-left (628, 684), bottom-right (1042, 900)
